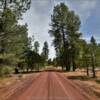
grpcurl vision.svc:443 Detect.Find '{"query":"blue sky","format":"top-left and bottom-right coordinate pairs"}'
top-left (19, 0), bottom-right (100, 58)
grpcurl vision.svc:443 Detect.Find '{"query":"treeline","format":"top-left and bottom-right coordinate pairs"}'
top-left (0, 0), bottom-right (49, 76)
top-left (49, 3), bottom-right (100, 78)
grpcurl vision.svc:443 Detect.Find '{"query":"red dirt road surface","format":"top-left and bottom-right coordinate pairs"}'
top-left (6, 72), bottom-right (98, 100)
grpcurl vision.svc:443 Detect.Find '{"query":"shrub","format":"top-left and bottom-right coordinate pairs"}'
top-left (0, 66), bottom-right (12, 76)
top-left (0, 67), bottom-right (3, 76)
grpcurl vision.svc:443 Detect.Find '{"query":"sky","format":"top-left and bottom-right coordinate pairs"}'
top-left (19, 0), bottom-right (100, 59)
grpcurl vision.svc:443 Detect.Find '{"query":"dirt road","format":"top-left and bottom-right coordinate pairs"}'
top-left (7, 72), bottom-right (98, 100)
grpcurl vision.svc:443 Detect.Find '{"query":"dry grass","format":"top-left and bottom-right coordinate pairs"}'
top-left (0, 76), bottom-right (17, 88)
top-left (63, 69), bottom-right (100, 98)
top-left (0, 73), bottom-right (38, 88)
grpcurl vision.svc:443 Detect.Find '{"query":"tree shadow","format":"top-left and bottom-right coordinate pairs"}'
top-left (96, 79), bottom-right (100, 84)
top-left (67, 75), bottom-right (91, 81)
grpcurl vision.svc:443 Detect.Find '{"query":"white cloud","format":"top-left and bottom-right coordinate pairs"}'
top-left (66, 0), bottom-right (97, 23)
top-left (52, 0), bottom-right (97, 24)
top-left (78, 0), bottom-right (96, 20)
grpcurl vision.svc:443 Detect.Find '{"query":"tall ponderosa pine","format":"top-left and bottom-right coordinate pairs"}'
top-left (49, 3), bottom-right (81, 71)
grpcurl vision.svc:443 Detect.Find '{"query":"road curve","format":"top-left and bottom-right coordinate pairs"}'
top-left (7, 72), bottom-right (98, 100)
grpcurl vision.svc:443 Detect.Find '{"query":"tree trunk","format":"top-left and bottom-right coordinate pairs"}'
top-left (15, 68), bottom-right (19, 74)
top-left (38, 64), bottom-right (39, 72)
top-left (72, 54), bottom-right (76, 71)
top-left (65, 53), bottom-right (70, 71)
top-left (86, 66), bottom-right (89, 76)
top-left (27, 68), bottom-right (28, 72)
top-left (62, 65), bottom-right (64, 71)
top-left (65, 66), bottom-right (68, 71)
top-left (72, 61), bottom-right (76, 71)
top-left (67, 53), bottom-right (71, 71)
top-left (92, 64), bottom-right (96, 78)
top-left (61, 26), bottom-right (69, 71)
top-left (91, 54), bottom-right (96, 78)
top-left (85, 58), bottom-right (89, 76)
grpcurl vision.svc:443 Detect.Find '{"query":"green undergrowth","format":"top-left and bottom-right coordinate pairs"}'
top-left (0, 65), bottom-right (13, 77)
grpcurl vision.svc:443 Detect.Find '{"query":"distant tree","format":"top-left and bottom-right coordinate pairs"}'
top-left (34, 41), bottom-right (40, 53)
top-left (52, 58), bottom-right (58, 67)
top-left (23, 49), bottom-right (44, 72)
top-left (41, 41), bottom-right (49, 62)
top-left (79, 40), bottom-right (90, 76)
top-left (90, 36), bottom-right (97, 78)
top-left (48, 59), bottom-right (52, 65)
